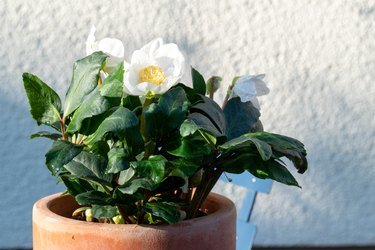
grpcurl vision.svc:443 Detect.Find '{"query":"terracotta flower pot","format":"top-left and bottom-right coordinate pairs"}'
top-left (33, 192), bottom-right (236, 250)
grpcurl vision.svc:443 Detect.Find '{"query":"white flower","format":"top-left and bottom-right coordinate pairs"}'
top-left (86, 26), bottom-right (125, 72)
top-left (231, 74), bottom-right (270, 110)
top-left (123, 38), bottom-right (185, 96)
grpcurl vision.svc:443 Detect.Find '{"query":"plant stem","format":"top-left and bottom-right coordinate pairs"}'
top-left (137, 211), bottom-right (145, 224)
top-left (140, 98), bottom-right (154, 158)
top-left (186, 167), bottom-right (223, 219)
top-left (222, 83), bottom-right (235, 109)
top-left (60, 117), bottom-right (68, 140)
top-left (209, 81), bottom-right (214, 99)
top-left (117, 205), bottom-right (133, 224)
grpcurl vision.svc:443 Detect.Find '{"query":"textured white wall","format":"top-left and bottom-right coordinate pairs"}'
top-left (0, 0), bottom-right (374, 248)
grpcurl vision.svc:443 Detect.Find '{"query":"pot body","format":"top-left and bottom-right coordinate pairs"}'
top-left (33, 192), bottom-right (236, 250)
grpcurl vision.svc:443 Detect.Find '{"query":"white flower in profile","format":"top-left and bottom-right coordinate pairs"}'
top-left (86, 26), bottom-right (125, 72)
top-left (231, 74), bottom-right (269, 110)
top-left (123, 38), bottom-right (185, 96)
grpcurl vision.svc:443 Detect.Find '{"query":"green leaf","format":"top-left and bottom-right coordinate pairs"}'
top-left (223, 97), bottom-right (260, 140)
top-left (168, 138), bottom-right (212, 159)
top-left (122, 95), bottom-right (142, 111)
top-left (106, 148), bottom-right (130, 174)
top-left (169, 159), bottom-right (199, 177)
top-left (66, 91), bottom-right (112, 133)
top-left (131, 155), bottom-right (167, 184)
top-left (179, 119), bottom-right (201, 137)
top-left (191, 67), bottom-right (206, 95)
top-left (144, 87), bottom-right (189, 138)
top-left (64, 151), bottom-right (112, 183)
top-left (190, 95), bottom-right (226, 136)
top-left (22, 73), bottom-right (61, 126)
top-left (155, 176), bottom-right (185, 193)
top-left (117, 178), bottom-right (156, 195)
top-left (247, 158), bottom-right (300, 187)
top-left (90, 140), bottom-right (110, 158)
top-left (78, 110), bottom-right (113, 136)
top-left (84, 107), bottom-right (144, 156)
top-left (92, 205), bottom-right (118, 218)
top-left (180, 119), bottom-right (217, 146)
top-left (219, 134), bottom-right (272, 161)
top-left (159, 87), bottom-right (189, 115)
top-left (75, 191), bottom-right (113, 205)
top-left (99, 62), bottom-right (124, 98)
top-left (187, 113), bottom-right (222, 139)
top-left (118, 168), bottom-right (135, 185)
top-left (247, 137), bottom-right (272, 161)
top-left (274, 147), bottom-right (308, 174)
top-left (30, 131), bottom-right (61, 140)
top-left (249, 132), bottom-right (305, 151)
top-left (59, 175), bottom-right (88, 196)
top-left (220, 144), bottom-right (301, 187)
top-left (173, 83), bottom-right (201, 104)
top-left (144, 202), bottom-right (181, 224)
top-left (67, 63), bottom-right (124, 133)
top-left (144, 104), bottom-right (165, 137)
top-left (150, 195), bottom-right (190, 207)
top-left (247, 132), bottom-right (308, 174)
top-left (219, 132), bottom-right (307, 182)
top-left (64, 52), bottom-right (108, 117)
top-left (220, 152), bottom-right (255, 174)
top-left (45, 140), bottom-right (83, 175)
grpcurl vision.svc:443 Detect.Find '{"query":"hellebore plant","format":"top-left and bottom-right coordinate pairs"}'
top-left (23, 29), bottom-right (307, 225)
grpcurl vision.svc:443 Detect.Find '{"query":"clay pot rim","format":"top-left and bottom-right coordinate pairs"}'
top-left (33, 192), bottom-right (235, 230)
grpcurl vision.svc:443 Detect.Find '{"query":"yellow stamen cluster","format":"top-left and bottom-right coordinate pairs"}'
top-left (139, 66), bottom-right (166, 85)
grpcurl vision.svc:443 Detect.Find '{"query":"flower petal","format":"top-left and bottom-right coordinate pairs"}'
top-left (231, 75), bottom-right (269, 110)
top-left (250, 97), bottom-right (260, 110)
top-left (232, 75), bottom-right (270, 101)
top-left (155, 57), bottom-right (177, 76)
top-left (124, 38), bottom-right (186, 96)
top-left (155, 43), bottom-right (183, 60)
top-left (140, 38), bottom-right (163, 56)
top-left (232, 76), bottom-right (257, 102)
top-left (98, 38), bottom-right (124, 59)
top-left (131, 50), bottom-right (153, 67)
top-left (86, 26), bottom-right (98, 55)
top-left (100, 71), bottom-right (109, 83)
top-left (253, 74), bottom-right (269, 96)
top-left (85, 26), bottom-right (125, 72)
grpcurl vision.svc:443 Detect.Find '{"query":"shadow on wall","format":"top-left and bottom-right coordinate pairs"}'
top-left (0, 90), bottom-right (64, 248)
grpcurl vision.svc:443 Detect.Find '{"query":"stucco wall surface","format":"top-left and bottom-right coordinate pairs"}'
top-left (0, 0), bottom-right (374, 248)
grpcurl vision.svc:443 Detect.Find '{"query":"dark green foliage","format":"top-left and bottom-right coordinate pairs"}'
top-left (30, 131), bottom-right (61, 140)
top-left (131, 155), bottom-right (167, 184)
top-left (106, 148), bottom-right (130, 174)
top-left (223, 97), bottom-right (260, 140)
top-left (144, 87), bottom-right (189, 138)
top-left (64, 52), bottom-right (108, 117)
top-left (64, 151), bottom-right (112, 183)
top-left (92, 205), bottom-right (118, 218)
top-left (191, 67), bottom-right (206, 95)
top-left (45, 140), bottom-right (83, 175)
top-left (75, 191), bottom-right (113, 205)
top-left (219, 132), bottom-right (308, 186)
top-left (144, 202), bottom-right (181, 224)
top-left (23, 73), bottom-right (62, 126)
top-left (24, 53), bottom-right (308, 225)
top-left (67, 62), bottom-right (124, 133)
top-left (84, 107), bottom-right (144, 156)
top-left (117, 178), bottom-right (156, 195)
